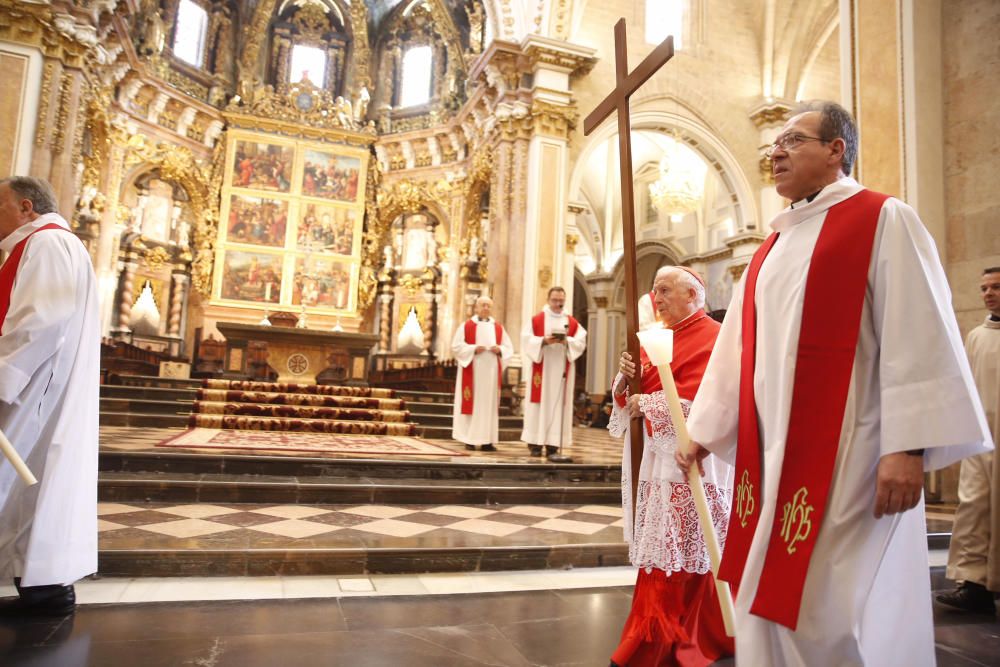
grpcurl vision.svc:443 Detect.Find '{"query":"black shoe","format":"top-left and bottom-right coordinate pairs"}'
top-left (545, 446), bottom-right (558, 457)
top-left (936, 581), bottom-right (996, 614)
top-left (481, 443), bottom-right (497, 452)
top-left (464, 444), bottom-right (477, 451)
top-left (528, 445), bottom-right (543, 457)
top-left (0, 582), bottom-right (76, 618)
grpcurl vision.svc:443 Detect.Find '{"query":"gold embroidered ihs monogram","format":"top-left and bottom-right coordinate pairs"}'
top-left (463, 387), bottom-right (471, 400)
top-left (780, 486), bottom-right (814, 555)
top-left (735, 469), bottom-right (756, 528)
top-left (533, 372), bottom-right (542, 387)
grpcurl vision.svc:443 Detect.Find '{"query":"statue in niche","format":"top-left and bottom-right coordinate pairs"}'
top-left (401, 220), bottom-right (431, 270)
top-left (466, 1), bottom-right (485, 54)
top-left (136, 2), bottom-right (165, 57)
top-left (334, 96), bottom-right (353, 127)
top-left (354, 85), bottom-right (370, 123)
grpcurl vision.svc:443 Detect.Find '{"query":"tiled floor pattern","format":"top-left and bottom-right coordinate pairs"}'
top-left (97, 501), bottom-right (626, 549)
top-left (100, 424), bottom-right (626, 464)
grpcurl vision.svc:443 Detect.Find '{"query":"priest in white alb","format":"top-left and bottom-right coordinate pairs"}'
top-left (0, 177), bottom-right (101, 617)
top-left (520, 286), bottom-right (587, 457)
top-left (451, 295), bottom-right (513, 452)
top-left (676, 101), bottom-right (992, 666)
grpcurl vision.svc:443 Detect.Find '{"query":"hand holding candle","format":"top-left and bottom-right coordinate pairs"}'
top-left (0, 427), bottom-right (37, 486)
top-left (636, 327), bottom-right (736, 637)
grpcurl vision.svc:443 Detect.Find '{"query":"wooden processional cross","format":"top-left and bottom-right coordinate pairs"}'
top-left (584, 21), bottom-right (676, 521)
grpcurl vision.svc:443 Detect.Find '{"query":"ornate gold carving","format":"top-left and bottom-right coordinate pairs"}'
top-left (531, 100), bottom-right (577, 139)
top-left (749, 100), bottom-right (793, 129)
top-left (226, 81), bottom-right (374, 136)
top-left (779, 487), bottom-right (815, 555)
top-left (538, 266), bottom-right (552, 289)
top-left (728, 263), bottom-right (749, 281)
top-left (118, 132), bottom-right (217, 295)
top-left (398, 273), bottom-right (424, 296)
top-left (292, 2), bottom-right (331, 40)
top-left (237, 0), bottom-right (279, 98)
top-left (594, 296), bottom-right (608, 308)
top-left (565, 234), bottom-right (579, 252)
top-left (35, 60), bottom-right (54, 147)
top-left (759, 153), bottom-right (775, 185)
top-left (52, 71), bottom-right (73, 155)
top-left (142, 245), bottom-right (171, 272)
top-left (0, 0), bottom-right (93, 68)
top-left (348, 1), bottom-right (371, 100)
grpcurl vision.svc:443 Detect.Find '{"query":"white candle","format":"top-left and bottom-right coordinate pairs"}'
top-left (0, 428), bottom-right (37, 486)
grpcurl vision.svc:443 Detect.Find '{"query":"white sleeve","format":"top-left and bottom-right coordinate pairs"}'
top-left (871, 199), bottom-right (992, 469)
top-left (522, 321), bottom-right (543, 364)
top-left (498, 326), bottom-right (514, 370)
top-left (451, 323), bottom-right (476, 368)
top-left (0, 236), bottom-right (79, 403)
top-left (686, 281), bottom-right (744, 464)
top-left (565, 322), bottom-right (587, 362)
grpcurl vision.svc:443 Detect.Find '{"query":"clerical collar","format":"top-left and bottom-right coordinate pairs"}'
top-left (790, 189), bottom-right (823, 209)
top-left (477, 317), bottom-right (490, 322)
top-left (991, 314), bottom-right (1000, 322)
top-left (987, 314), bottom-right (1000, 329)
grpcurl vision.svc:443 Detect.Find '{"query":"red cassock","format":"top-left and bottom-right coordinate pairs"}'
top-left (610, 311), bottom-right (734, 667)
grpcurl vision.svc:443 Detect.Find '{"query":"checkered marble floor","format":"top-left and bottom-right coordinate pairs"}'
top-left (100, 424), bottom-right (625, 465)
top-left (97, 501), bottom-right (627, 550)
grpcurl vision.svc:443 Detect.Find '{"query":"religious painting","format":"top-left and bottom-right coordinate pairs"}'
top-left (230, 140), bottom-right (294, 193)
top-left (296, 203), bottom-right (357, 256)
top-left (300, 149), bottom-right (361, 203)
top-left (219, 250), bottom-right (283, 304)
top-left (225, 194), bottom-right (289, 248)
top-left (291, 256), bottom-right (354, 310)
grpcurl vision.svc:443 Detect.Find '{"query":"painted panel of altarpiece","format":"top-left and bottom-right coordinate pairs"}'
top-left (213, 130), bottom-right (368, 315)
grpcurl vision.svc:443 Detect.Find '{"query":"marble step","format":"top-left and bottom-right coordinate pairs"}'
top-left (109, 375), bottom-right (203, 390)
top-left (408, 412), bottom-right (522, 428)
top-left (95, 499), bottom-right (630, 577)
top-left (99, 450), bottom-right (621, 484)
top-left (205, 379), bottom-right (395, 399)
top-left (393, 390), bottom-right (458, 404)
top-left (196, 389), bottom-right (405, 410)
top-left (193, 401), bottom-right (413, 423)
top-left (101, 385), bottom-right (200, 402)
top-left (397, 400), bottom-right (515, 416)
top-left (417, 423), bottom-right (521, 442)
top-left (98, 543), bottom-right (631, 578)
top-left (101, 397), bottom-right (196, 416)
top-left (101, 411), bottom-right (191, 428)
top-left (97, 471), bottom-right (621, 505)
top-left (189, 414), bottom-right (417, 435)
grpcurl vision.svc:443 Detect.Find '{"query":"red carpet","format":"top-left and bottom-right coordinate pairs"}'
top-left (158, 428), bottom-right (466, 457)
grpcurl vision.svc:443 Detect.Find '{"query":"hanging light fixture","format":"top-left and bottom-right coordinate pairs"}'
top-left (648, 135), bottom-right (707, 215)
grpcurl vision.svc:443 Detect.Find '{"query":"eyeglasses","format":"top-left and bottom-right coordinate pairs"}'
top-left (763, 133), bottom-right (827, 158)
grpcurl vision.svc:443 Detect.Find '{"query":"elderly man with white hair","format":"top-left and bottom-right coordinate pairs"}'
top-left (451, 295), bottom-right (514, 451)
top-left (0, 176), bottom-right (100, 617)
top-left (607, 265), bottom-right (733, 666)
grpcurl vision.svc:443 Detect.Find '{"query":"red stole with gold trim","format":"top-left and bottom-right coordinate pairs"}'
top-left (460, 319), bottom-right (503, 415)
top-left (0, 223), bottom-right (69, 328)
top-left (529, 312), bottom-right (579, 403)
top-left (718, 189), bottom-right (889, 630)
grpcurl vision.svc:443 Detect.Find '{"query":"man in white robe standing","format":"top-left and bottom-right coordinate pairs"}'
top-left (520, 287), bottom-right (587, 457)
top-left (676, 101), bottom-right (992, 666)
top-left (938, 267), bottom-right (1000, 614)
top-left (451, 296), bottom-right (514, 452)
top-left (0, 177), bottom-right (100, 617)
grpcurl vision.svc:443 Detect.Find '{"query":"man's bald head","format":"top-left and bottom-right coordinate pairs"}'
top-left (474, 296), bottom-right (494, 319)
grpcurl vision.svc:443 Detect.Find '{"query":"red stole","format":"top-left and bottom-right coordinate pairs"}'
top-left (460, 319), bottom-right (503, 415)
top-left (635, 313), bottom-right (720, 435)
top-left (717, 189), bottom-right (889, 630)
top-left (529, 311), bottom-right (579, 403)
top-left (0, 223), bottom-right (70, 330)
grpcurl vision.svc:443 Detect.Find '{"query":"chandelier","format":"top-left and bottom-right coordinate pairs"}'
top-left (648, 137), bottom-right (707, 215)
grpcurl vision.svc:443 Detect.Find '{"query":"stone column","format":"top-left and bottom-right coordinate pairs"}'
top-left (748, 99), bottom-right (792, 229)
top-left (585, 275), bottom-right (614, 395)
top-left (114, 260), bottom-right (138, 335)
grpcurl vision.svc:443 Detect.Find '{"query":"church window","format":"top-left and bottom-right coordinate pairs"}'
top-left (289, 44), bottom-right (328, 86)
top-left (173, 0), bottom-right (209, 67)
top-left (646, 0), bottom-right (684, 49)
top-left (399, 45), bottom-right (433, 108)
